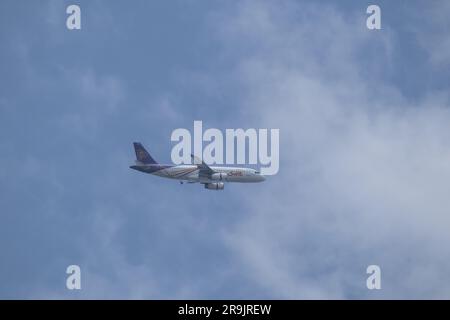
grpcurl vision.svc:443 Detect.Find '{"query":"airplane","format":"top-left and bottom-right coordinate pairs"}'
top-left (129, 142), bottom-right (266, 190)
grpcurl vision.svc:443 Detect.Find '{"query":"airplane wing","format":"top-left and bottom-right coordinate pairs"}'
top-left (191, 154), bottom-right (215, 179)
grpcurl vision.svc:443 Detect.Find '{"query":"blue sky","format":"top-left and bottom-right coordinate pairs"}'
top-left (1, 0), bottom-right (450, 299)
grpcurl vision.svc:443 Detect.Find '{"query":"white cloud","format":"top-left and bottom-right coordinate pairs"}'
top-left (215, 0), bottom-right (450, 298)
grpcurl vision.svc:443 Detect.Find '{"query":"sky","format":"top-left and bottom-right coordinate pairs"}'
top-left (1, 0), bottom-right (450, 299)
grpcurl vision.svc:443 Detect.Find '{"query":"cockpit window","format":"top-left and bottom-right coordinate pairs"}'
top-left (255, 171), bottom-right (260, 174)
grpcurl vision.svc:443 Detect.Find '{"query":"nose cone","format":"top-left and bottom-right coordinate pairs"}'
top-left (257, 174), bottom-right (266, 182)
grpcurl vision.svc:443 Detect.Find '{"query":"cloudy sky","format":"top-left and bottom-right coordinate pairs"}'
top-left (1, 0), bottom-right (450, 299)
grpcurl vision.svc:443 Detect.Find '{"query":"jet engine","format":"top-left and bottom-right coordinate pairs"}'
top-left (211, 173), bottom-right (227, 181)
top-left (204, 182), bottom-right (225, 190)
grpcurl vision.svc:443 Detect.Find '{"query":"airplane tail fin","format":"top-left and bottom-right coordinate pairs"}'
top-left (133, 142), bottom-right (158, 164)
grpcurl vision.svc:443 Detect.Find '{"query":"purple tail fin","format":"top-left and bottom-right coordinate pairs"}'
top-left (133, 142), bottom-right (158, 164)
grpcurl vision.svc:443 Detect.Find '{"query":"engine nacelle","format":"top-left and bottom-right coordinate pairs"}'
top-left (211, 172), bottom-right (228, 181)
top-left (204, 182), bottom-right (225, 190)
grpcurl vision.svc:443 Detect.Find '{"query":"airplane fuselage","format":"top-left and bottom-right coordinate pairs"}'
top-left (130, 164), bottom-right (266, 183)
top-left (130, 142), bottom-right (266, 190)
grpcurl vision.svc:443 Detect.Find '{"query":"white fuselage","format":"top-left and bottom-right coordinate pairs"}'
top-left (152, 165), bottom-right (265, 183)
